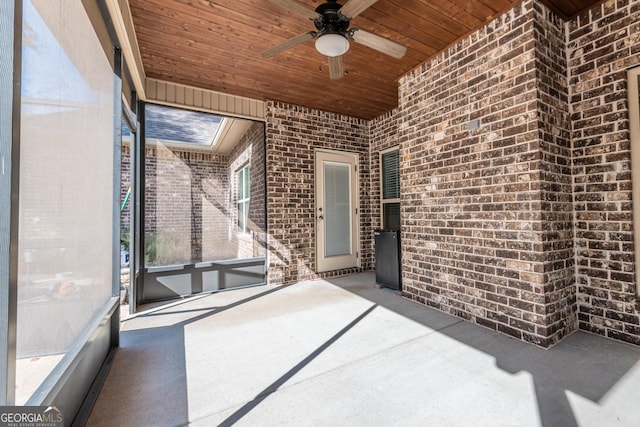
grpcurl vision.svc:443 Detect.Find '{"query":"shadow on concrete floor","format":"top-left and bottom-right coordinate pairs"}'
top-left (86, 285), bottom-right (287, 427)
top-left (331, 274), bottom-right (640, 427)
top-left (86, 272), bottom-right (640, 427)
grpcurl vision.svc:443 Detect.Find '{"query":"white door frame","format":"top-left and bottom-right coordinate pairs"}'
top-left (315, 149), bottom-right (360, 273)
top-left (628, 66), bottom-right (640, 297)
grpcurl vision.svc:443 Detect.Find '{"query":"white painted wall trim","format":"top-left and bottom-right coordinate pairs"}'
top-left (104, 0), bottom-right (146, 99)
top-left (627, 66), bottom-right (640, 297)
top-left (145, 78), bottom-right (266, 122)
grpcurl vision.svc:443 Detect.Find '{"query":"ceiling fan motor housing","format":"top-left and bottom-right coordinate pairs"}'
top-left (262, 0), bottom-right (407, 77)
top-left (314, 0), bottom-right (350, 36)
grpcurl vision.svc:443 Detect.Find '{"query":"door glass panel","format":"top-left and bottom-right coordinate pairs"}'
top-left (324, 163), bottom-right (351, 257)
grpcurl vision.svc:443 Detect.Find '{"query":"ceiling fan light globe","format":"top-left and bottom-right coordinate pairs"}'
top-left (315, 34), bottom-right (350, 57)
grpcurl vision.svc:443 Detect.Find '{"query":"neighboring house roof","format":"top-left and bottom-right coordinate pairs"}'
top-left (123, 104), bottom-right (222, 146)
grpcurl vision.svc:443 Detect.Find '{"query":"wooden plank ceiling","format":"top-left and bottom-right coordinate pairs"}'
top-left (129, 0), bottom-right (603, 119)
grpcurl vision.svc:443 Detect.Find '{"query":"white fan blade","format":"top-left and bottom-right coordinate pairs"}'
top-left (268, 0), bottom-right (322, 20)
top-left (339, 0), bottom-right (379, 19)
top-left (329, 55), bottom-right (344, 80)
top-left (262, 32), bottom-right (315, 58)
top-left (350, 28), bottom-right (407, 59)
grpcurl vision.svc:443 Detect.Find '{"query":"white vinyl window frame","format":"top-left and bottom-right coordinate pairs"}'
top-left (236, 163), bottom-right (250, 234)
top-left (380, 146), bottom-right (400, 230)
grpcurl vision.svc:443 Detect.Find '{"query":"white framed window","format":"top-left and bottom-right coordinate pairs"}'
top-left (380, 147), bottom-right (400, 230)
top-left (236, 164), bottom-right (250, 233)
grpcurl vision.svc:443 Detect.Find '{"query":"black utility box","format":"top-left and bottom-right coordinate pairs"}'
top-left (374, 229), bottom-right (401, 290)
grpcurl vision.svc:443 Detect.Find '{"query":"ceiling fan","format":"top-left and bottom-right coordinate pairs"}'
top-left (262, 0), bottom-right (407, 80)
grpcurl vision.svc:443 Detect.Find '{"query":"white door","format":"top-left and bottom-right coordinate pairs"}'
top-left (315, 150), bottom-right (359, 272)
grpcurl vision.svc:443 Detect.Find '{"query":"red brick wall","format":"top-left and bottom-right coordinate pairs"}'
top-left (534, 1), bottom-right (577, 344)
top-left (397, 0), bottom-right (580, 347)
top-left (265, 101), bottom-right (372, 285)
top-left (121, 144), bottom-right (132, 234)
top-left (568, 0), bottom-right (640, 345)
top-left (381, 0), bottom-right (640, 348)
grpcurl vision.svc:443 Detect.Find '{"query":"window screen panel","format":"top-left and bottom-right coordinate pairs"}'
top-left (16, 0), bottom-right (115, 404)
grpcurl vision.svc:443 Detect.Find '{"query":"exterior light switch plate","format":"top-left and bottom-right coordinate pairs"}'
top-left (468, 119), bottom-right (480, 130)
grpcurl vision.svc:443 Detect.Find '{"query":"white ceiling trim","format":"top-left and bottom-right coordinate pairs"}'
top-left (145, 78), bottom-right (266, 122)
top-left (105, 0), bottom-right (146, 99)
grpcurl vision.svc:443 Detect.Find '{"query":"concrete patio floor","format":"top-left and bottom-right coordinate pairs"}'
top-left (86, 272), bottom-right (640, 426)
